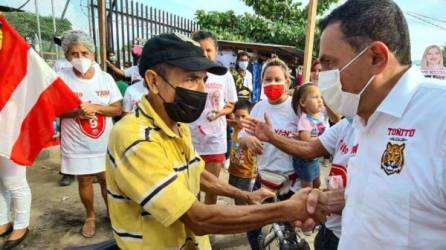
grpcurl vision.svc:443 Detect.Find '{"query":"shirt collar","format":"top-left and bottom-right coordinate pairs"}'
top-left (138, 97), bottom-right (179, 138)
top-left (376, 66), bottom-right (423, 118)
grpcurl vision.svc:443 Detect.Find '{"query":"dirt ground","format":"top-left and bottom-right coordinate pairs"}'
top-left (3, 146), bottom-right (327, 250)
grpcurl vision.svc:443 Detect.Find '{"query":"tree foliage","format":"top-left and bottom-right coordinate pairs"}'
top-left (195, 0), bottom-right (339, 50)
top-left (3, 12), bottom-right (72, 41)
top-left (443, 44), bottom-right (446, 65)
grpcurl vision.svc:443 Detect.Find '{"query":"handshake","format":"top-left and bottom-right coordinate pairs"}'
top-left (281, 187), bottom-right (345, 231)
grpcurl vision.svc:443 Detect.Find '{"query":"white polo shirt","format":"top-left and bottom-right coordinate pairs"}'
top-left (339, 67), bottom-right (446, 250)
top-left (319, 118), bottom-right (357, 238)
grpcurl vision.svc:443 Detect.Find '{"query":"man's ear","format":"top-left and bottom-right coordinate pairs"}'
top-left (369, 41), bottom-right (389, 75)
top-left (144, 69), bottom-right (160, 94)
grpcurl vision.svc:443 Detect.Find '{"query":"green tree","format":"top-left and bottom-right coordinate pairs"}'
top-left (3, 12), bottom-right (72, 61)
top-left (195, 0), bottom-right (339, 51)
top-left (4, 12), bottom-right (72, 41)
top-left (4, 12), bottom-right (71, 41)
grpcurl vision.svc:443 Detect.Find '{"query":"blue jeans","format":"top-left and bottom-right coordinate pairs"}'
top-left (228, 174), bottom-right (252, 205)
top-left (314, 224), bottom-right (339, 250)
top-left (247, 177), bottom-right (262, 250)
top-left (247, 229), bottom-right (262, 250)
top-left (293, 157), bottom-right (320, 182)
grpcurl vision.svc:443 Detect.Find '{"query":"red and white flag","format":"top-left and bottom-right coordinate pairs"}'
top-left (0, 16), bottom-right (81, 166)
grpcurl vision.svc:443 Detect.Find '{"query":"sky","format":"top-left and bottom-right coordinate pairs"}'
top-left (2, 0), bottom-right (446, 61)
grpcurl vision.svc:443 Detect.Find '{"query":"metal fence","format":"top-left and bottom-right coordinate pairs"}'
top-left (89, 0), bottom-right (200, 66)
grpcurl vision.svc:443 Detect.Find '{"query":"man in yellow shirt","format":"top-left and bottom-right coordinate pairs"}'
top-left (106, 33), bottom-right (326, 250)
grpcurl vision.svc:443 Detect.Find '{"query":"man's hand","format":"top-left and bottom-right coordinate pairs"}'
top-left (245, 188), bottom-right (275, 205)
top-left (242, 113), bottom-right (275, 142)
top-left (308, 188), bottom-right (345, 215)
top-left (282, 188), bottom-right (328, 226)
top-left (243, 136), bottom-right (264, 155)
top-left (293, 188), bottom-right (345, 231)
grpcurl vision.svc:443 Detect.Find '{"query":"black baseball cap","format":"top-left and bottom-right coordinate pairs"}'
top-left (138, 33), bottom-right (227, 77)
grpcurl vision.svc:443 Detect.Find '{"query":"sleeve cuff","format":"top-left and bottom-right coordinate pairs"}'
top-left (160, 192), bottom-right (197, 227)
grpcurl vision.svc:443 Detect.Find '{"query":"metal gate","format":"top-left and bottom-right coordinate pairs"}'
top-left (89, 0), bottom-right (200, 66)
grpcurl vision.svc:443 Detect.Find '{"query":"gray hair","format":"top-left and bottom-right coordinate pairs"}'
top-left (61, 30), bottom-right (95, 54)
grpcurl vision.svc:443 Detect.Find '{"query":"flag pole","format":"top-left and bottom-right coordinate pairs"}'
top-left (34, 0), bottom-right (43, 56)
top-left (302, 0), bottom-right (318, 83)
top-left (98, 0), bottom-right (107, 70)
top-left (51, 0), bottom-right (59, 58)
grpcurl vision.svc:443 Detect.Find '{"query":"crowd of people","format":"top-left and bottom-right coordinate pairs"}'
top-left (0, 0), bottom-right (445, 250)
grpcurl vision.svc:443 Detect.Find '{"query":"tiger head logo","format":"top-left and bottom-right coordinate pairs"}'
top-left (381, 142), bottom-right (405, 175)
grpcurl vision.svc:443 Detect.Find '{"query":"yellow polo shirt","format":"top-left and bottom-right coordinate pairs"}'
top-left (106, 97), bottom-right (210, 250)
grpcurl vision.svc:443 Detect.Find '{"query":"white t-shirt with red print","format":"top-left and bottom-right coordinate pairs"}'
top-left (240, 96), bottom-right (298, 175)
top-left (190, 71), bottom-right (238, 155)
top-left (59, 67), bottom-right (122, 159)
top-left (319, 118), bottom-right (357, 238)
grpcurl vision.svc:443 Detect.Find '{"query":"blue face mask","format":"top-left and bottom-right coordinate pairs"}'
top-left (238, 61), bottom-right (249, 70)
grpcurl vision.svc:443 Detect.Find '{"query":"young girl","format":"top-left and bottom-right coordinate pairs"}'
top-left (292, 83), bottom-right (327, 188)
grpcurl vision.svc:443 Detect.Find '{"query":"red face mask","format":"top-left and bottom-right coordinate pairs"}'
top-left (263, 84), bottom-right (285, 101)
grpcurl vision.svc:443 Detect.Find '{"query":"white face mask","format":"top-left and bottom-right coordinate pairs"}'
top-left (71, 57), bottom-right (93, 75)
top-left (319, 46), bottom-right (375, 117)
top-left (238, 61), bottom-right (249, 70)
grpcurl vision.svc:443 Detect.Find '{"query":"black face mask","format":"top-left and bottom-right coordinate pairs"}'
top-left (157, 75), bottom-right (208, 123)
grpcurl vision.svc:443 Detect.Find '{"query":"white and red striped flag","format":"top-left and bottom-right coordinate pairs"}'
top-left (0, 16), bottom-right (81, 166)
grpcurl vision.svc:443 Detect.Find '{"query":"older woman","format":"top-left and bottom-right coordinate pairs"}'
top-left (58, 30), bottom-right (122, 238)
top-left (0, 158), bottom-right (31, 249)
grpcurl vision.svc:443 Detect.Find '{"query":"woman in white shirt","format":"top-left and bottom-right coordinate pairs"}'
top-left (240, 58), bottom-right (298, 179)
top-left (239, 58), bottom-right (299, 249)
top-left (59, 30), bottom-right (122, 238)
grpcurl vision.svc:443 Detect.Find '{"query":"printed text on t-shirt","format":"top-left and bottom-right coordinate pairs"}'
top-left (338, 139), bottom-right (359, 154)
top-left (387, 128), bottom-right (416, 137)
top-left (274, 129), bottom-right (293, 137)
top-left (96, 90), bottom-right (110, 97)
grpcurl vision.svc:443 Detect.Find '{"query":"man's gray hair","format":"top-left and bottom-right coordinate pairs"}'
top-left (61, 30), bottom-right (95, 54)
